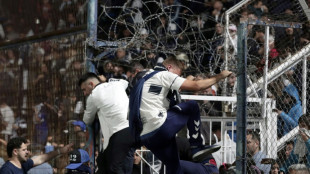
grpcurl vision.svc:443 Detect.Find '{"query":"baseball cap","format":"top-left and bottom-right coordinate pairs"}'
top-left (73, 120), bottom-right (86, 132)
top-left (66, 149), bottom-right (90, 169)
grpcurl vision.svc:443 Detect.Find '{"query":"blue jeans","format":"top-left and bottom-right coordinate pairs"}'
top-left (141, 101), bottom-right (217, 174)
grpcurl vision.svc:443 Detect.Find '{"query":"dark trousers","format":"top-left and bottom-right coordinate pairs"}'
top-left (141, 101), bottom-right (217, 174)
top-left (97, 127), bottom-right (135, 174)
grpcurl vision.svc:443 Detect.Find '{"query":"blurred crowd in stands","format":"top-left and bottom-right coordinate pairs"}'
top-left (0, 0), bottom-right (310, 173)
top-left (0, 0), bottom-right (87, 41)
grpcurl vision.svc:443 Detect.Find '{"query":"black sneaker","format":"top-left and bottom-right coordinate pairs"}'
top-left (191, 144), bottom-right (221, 162)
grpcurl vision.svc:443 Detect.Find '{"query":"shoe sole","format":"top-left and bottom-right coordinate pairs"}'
top-left (192, 146), bottom-right (221, 162)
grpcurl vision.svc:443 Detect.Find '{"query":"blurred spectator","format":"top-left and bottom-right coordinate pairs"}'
top-left (71, 120), bottom-right (87, 149)
top-left (3, 22), bottom-right (19, 41)
top-left (212, 123), bottom-right (236, 168)
top-left (12, 113), bottom-right (28, 138)
top-left (274, 90), bottom-right (302, 137)
top-left (32, 102), bottom-right (49, 146)
top-left (132, 149), bottom-right (151, 174)
top-left (115, 48), bottom-right (131, 63)
top-left (294, 114), bottom-right (310, 167)
top-left (276, 27), bottom-right (302, 53)
top-left (0, 99), bottom-right (15, 141)
top-left (247, 0), bottom-right (268, 18)
top-left (288, 164), bottom-right (309, 174)
top-left (67, 12), bottom-right (78, 28)
top-left (246, 131), bottom-right (271, 174)
top-left (270, 159), bottom-right (280, 174)
top-left (101, 60), bottom-right (115, 81)
top-left (27, 144), bottom-right (53, 174)
top-left (65, 149), bottom-right (91, 174)
top-left (279, 141), bottom-right (298, 173)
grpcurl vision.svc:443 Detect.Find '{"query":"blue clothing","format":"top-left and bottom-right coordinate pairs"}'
top-left (0, 158), bottom-right (4, 168)
top-left (27, 162), bottom-right (53, 174)
top-left (279, 152), bottom-right (299, 173)
top-left (141, 101), bottom-right (217, 174)
top-left (279, 103), bottom-right (303, 135)
top-left (0, 159), bottom-right (34, 174)
top-left (252, 151), bottom-right (271, 174)
top-left (284, 84), bottom-right (301, 105)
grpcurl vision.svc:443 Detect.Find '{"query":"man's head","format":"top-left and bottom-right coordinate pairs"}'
top-left (288, 164), bottom-right (309, 174)
top-left (73, 120), bottom-right (86, 132)
top-left (7, 137), bottom-right (29, 162)
top-left (298, 114), bottom-right (310, 130)
top-left (285, 141), bottom-right (294, 159)
top-left (246, 131), bottom-right (260, 156)
top-left (78, 72), bottom-right (101, 96)
top-left (66, 149), bottom-right (91, 173)
top-left (162, 55), bottom-right (186, 76)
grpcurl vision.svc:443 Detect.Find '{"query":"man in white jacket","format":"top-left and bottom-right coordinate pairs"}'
top-left (79, 72), bottom-right (134, 174)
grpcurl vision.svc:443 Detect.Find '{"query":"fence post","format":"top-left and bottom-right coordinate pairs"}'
top-left (86, 0), bottom-right (98, 73)
top-left (86, 0), bottom-right (98, 172)
top-left (236, 22), bottom-right (247, 174)
top-left (302, 55), bottom-right (307, 114)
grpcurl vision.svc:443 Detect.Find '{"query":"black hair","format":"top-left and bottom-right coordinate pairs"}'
top-left (7, 137), bottom-right (28, 157)
top-left (286, 140), bottom-right (294, 146)
top-left (298, 114), bottom-right (310, 128)
top-left (78, 72), bottom-right (101, 87)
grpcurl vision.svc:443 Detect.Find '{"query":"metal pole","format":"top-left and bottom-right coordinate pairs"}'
top-left (86, 0), bottom-right (98, 172)
top-left (262, 26), bottom-right (269, 119)
top-left (236, 22), bottom-right (247, 174)
top-left (302, 56), bottom-right (307, 114)
top-left (86, 0), bottom-right (98, 73)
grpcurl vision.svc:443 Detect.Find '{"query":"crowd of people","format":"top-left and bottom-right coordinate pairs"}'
top-left (0, 0), bottom-right (87, 41)
top-left (0, 0), bottom-right (310, 173)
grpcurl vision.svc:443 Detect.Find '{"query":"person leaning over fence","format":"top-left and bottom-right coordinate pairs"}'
top-left (0, 137), bottom-right (73, 174)
top-left (129, 55), bottom-right (232, 174)
top-left (79, 72), bottom-right (135, 174)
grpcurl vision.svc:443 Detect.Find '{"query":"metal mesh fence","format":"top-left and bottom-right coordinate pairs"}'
top-left (0, 33), bottom-right (87, 173)
top-left (225, 0), bottom-right (310, 173)
top-left (94, 0), bottom-right (310, 173)
top-left (0, 0), bottom-right (309, 173)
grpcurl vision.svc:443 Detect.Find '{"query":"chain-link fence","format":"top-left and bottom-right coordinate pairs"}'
top-left (94, 0), bottom-right (310, 173)
top-left (0, 0), bottom-right (310, 173)
top-left (0, 32), bottom-right (87, 173)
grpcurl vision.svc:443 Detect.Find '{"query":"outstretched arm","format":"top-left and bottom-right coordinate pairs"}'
top-left (32, 143), bottom-right (73, 167)
top-left (180, 70), bottom-right (232, 91)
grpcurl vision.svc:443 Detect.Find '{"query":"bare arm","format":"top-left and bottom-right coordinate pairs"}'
top-left (180, 70), bottom-right (232, 91)
top-left (32, 143), bottom-right (73, 166)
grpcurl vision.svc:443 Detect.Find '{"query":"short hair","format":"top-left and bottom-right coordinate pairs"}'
top-left (247, 130), bottom-right (260, 143)
top-left (163, 55), bottom-right (186, 70)
top-left (78, 72), bottom-right (101, 87)
top-left (298, 114), bottom-right (310, 128)
top-left (286, 140), bottom-right (294, 146)
top-left (7, 137), bottom-right (28, 157)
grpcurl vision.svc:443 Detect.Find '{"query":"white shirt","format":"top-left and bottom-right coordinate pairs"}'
top-left (83, 79), bottom-right (129, 150)
top-left (212, 133), bottom-right (236, 168)
top-left (0, 105), bottom-right (15, 135)
top-left (140, 70), bottom-right (185, 135)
